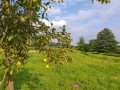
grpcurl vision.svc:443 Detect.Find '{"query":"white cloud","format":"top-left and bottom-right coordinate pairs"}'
top-left (78, 9), bottom-right (97, 20)
top-left (52, 20), bottom-right (67, 27)
top-left (48, 7), bottom-right (61, 15)
top-left (41, 19), bottom-right (51, 26)
top-left (41, 19), bottom-right (67, 28)
top-left (62, 0), bottom-right (120, 23)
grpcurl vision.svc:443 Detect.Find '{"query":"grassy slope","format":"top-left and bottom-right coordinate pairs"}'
top-left (0, 50), bottom-right (120, 90)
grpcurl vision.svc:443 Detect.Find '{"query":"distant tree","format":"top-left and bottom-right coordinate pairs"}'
top-left (116, 43), bottom-right (120, 54)
top-left (95, 28), bottom-right (118, 53)
top-left (89, 39), bottom-right (97, 52)
top-left (77, 36), bottom-right (85, 51)
top-left (83, 43), bottom-right (90, 52)
top-left (77, 36), bottom-right (89, 52)
top-left (77, 36), bottom-right (85, 45)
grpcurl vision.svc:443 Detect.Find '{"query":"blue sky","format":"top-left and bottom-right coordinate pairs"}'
top-left (47, 0), bottom-right (120, 45)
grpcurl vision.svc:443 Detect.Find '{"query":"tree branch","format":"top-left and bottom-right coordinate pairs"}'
top-left (0, 61), bottom-right (3, 67)
top-left (0, 26), bottom-right (8, 45)
top-left (0, 68), bottom-right (8, 87)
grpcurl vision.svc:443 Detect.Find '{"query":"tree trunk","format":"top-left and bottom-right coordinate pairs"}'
top-left (7, 76), bottom-right (14, 90)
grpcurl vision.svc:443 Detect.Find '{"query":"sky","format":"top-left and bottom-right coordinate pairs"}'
top-left (45, 0), bottom-right (120, 45)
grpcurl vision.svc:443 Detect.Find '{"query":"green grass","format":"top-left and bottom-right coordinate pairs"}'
top-left (0, 50), bottom-right (120, 90)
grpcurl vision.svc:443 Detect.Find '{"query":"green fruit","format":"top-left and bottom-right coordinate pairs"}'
top-left (10, 70), bottom-right (13, 75)
top-left (17, 61), bottom-right (21, 66)
top-left (43, 58), bottom-right (48, 62)
top-left (61, 0), bottom-right (64, 3)
top-left (46, 64), bottom-right (49, 68)
top-left (20, 17), bottom-right (26, 23)
top-left (32, 0), bottom-right (37, 3)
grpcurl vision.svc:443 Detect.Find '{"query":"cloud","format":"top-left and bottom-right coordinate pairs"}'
top-left (52, 20), bottom-right (67, 27)
top-left (63, 9), bottom-right (97, 22)
top-left (62, 0), bottom-right (120, 22)
top-left (48, 7), bottom-right (61, 15)
top-left (41, 19), bottom-right (51, 26)
top-left (41, 19), bottom-right (67, 28)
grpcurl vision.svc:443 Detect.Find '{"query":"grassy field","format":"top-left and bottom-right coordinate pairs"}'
top-left (0, 50), bottom-right (120, 90)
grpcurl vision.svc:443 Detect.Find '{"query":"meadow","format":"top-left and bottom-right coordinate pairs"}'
top-left (0, 50), bottom-right (120, 90)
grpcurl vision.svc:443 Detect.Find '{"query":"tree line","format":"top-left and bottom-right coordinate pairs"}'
top-left (77, 28), bottom-right (120, 54)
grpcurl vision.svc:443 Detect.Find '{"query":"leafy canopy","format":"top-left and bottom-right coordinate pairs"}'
top-left (96, 28), bottom-right (118, 53)
top-left (0, 0), bottom-right (71, 88)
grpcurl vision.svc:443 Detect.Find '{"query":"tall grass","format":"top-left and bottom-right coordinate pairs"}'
top-left (0, 50), bottom-right (120, 90)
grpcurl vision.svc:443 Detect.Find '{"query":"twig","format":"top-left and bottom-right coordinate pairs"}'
top-left (0, 68), bottom-right (8, 87)
top-left (0, 26), bottom-right (8, 45)
top-left (0, 62), bottom-right (3, 67)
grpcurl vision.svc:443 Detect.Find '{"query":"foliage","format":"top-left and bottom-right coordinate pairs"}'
top-left (83, 43), bottom-right (90, 52)
top-left (95, 28), bottom-right (118, 53)
top-left (77, 28), bottom-right (118, 53)
top-left (43, 47), bottom-right (72, 65)
top-left (33, 25), bottom-right (71, 51)
top-left (0, 0), bottom-right (71, 88)
top-left (116, 44), bottom-right (120, 54)
top-left (77, 36), bottom-right (85, 51)
top-left (89, 39), bottom-right (98, 52)
top-left (92, 0), bottom-right (110, 4)
top-left (77, 36), bottom-right (89, 52)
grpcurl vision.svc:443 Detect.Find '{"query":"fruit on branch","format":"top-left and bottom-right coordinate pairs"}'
top-left (16, 61), bottom-right (21, 66)
top-left (46, 64), bottom-right (49, 68)
top-left (20, 17), bottom-right (27, 23)
top-left (32, 0), bottom-right (37, 3)
top-left (9, 70), bottom-right (13, 75)
top-left (61, 0), bottom-right (64, 3)
top-left (43, 58), bottom-right (48, 62)
top-left (2, 0), bottom-right (10, 14)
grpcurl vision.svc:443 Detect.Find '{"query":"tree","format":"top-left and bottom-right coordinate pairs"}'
top-left (77, 36), bottom-right (85, 51)
top-left (0, 0), bottom-right (111, 90)
top-left (0, 0), bottom-right (72, 90)
top-left (89, 39), bottom-right (97, 52)
top-left (83, 43), bottom-right (90, 52)
top-left (116, 43), bottom-right (120, 54)
top-left (77, 36), bottom-right (89, 52)
top-left (95, 28), bottom-right (118, 53)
